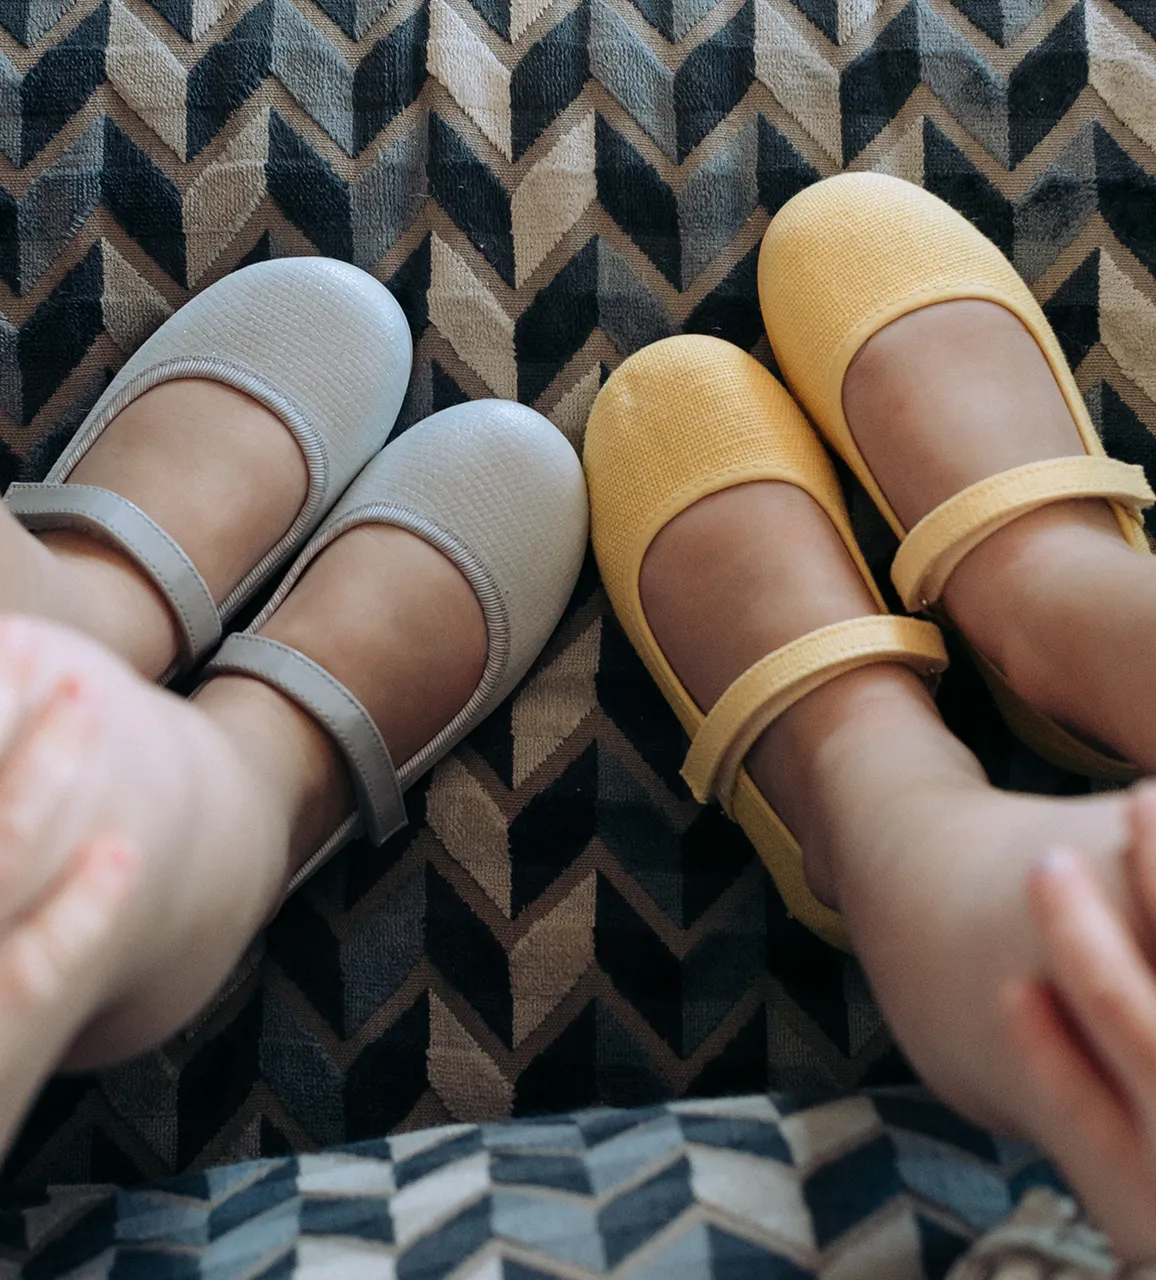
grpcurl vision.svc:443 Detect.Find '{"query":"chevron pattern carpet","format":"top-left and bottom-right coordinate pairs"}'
top-left (3, 0), bottom-right (1156, 1189)
top-left (1, 1092), bottom-right (1076, 1277)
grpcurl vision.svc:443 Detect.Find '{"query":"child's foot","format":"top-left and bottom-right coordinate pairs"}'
top-left (57, 400), bottom-right (584, 1069)
top-left (1, 259), bottom-right (411, 681)
top-left (57, 512), bottom-right (489, 1070)
top-left (639, 477), bottom-right (982, 907)
top-left (7, 379), bottom-right (308, 679)
top-left (639, 472), bottom-right (1156, 1255)
top-left (0, 616), bottom-right (297, 1072)
top-left (193, 521), bottom-right (487, 880)
top-left (0, 502), bottom-right (487, 1080)
top-left (842, 298), bottom-right (1156, 773)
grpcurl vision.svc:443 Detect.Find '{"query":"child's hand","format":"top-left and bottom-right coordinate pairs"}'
top-left (0, 635), bottom-right (112, 929)
top-left (0, 836), bottom-right (138, 1160)
top-left (1005, 786), bottom-right (1156, 1264)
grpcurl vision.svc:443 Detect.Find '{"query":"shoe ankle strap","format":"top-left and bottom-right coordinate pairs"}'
top-left (5, 481), bottom-right (222, 671)
top-left (202, 632), bottom-right (408, 856)
top-left (682, 614), bottom-right (948, 815)
top-left (891, 456), bottom-right (1154, 613)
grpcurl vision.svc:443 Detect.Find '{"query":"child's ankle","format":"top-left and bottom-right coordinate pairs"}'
top-left (39, 532), bottom-right (180, 678)
top-left (942, 499), bottom-right (1129, 680)
top-left (745, 664), bottom-right (957, 874)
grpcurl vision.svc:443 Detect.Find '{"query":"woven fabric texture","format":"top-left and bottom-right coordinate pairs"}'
top-left (0, 1091), bottom-right (1086, 1278)
top-left (0, 0), bottom-right (1155, 1189)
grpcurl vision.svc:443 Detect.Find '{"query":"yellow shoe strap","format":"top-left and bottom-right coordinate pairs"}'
top-left (681, 615), bottom-right (948, 813)
top-left (893, 457), bottom-right (1154, 612)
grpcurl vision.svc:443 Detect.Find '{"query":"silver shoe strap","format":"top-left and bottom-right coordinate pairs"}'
top-left (6, 482), bottom-right (222, 668)
top-left (201, 633), bottom-right (407, 848)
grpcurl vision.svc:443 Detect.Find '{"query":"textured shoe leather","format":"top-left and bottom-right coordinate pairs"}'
top-left (759, 172), bottom-right (1151, 780)
top-left (206, 633), bottom-right (407, 845)
top-left (6, 482), bottom-right (224, 658)
top-left (584, 333), bottom-right (948, 950)
top-left (208, 398), bottom-right (590, 890)
top-left (6, 257), bottom-right (413, 671)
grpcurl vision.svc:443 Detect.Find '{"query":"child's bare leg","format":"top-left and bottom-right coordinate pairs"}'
top-left (61, 522), bottom-right (486, 1067)
top-left (0, 617), bottom-right (299, 1077)
top-left (0, 380), bottom-right (307, 679)
top-left (0, 505), bottom-right (483, 1141)
top-left (640, 480), bottom-right (1156, 1257)
top-left (0, 834), bottom-right (140, 1160)
top-left (843, 299), bottom-right (1156, 772)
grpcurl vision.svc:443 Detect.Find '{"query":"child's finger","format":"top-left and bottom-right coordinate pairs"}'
top-left (1126, 782), bottom-right (1156, 945)
top-left (0, 675), bottom-right (102, 925)
top-left (1027, 847), bottom-right (1156, 1136)
top-left (1004, 977), bottom-right (1156, 1261)
top-left (0, 836), bottom-right (138, 1014)
top-left (0, 620), bottom-right (43, 761)
top-left (0, 835), bottom-right (138, 1161)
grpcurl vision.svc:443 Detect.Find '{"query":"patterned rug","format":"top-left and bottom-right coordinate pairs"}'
top-left (1, 0), bottom-right (1155, 1188)
top-left (0, 1092), bottom-right (1076, 1278)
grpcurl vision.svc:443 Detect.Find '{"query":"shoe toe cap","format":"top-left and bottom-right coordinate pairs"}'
top-left (345, 399), bottom-right (590, 693)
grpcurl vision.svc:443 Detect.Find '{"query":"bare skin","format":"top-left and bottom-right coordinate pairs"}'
top-left (0, 616), bottom-right (299, 1082)
top-left (0, 528), bottom-right (487, 1076)
top-left (5, 380), bottom-right (311, 679)
top-left (1, 313), bottom-right (1154, 1255)
top-left (0, 379), bottom-right (486, 1066)
top-left (0, 768), bottom-right (141, 1162)
top-left (194, 524), bottom-right (486, 885)
top-left (639, 300), bottom-right (1156, 1260)
top-left (844, 300), bottom-right (1156, 773)
top-left (68, 519), bottom-right (487, 1064)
